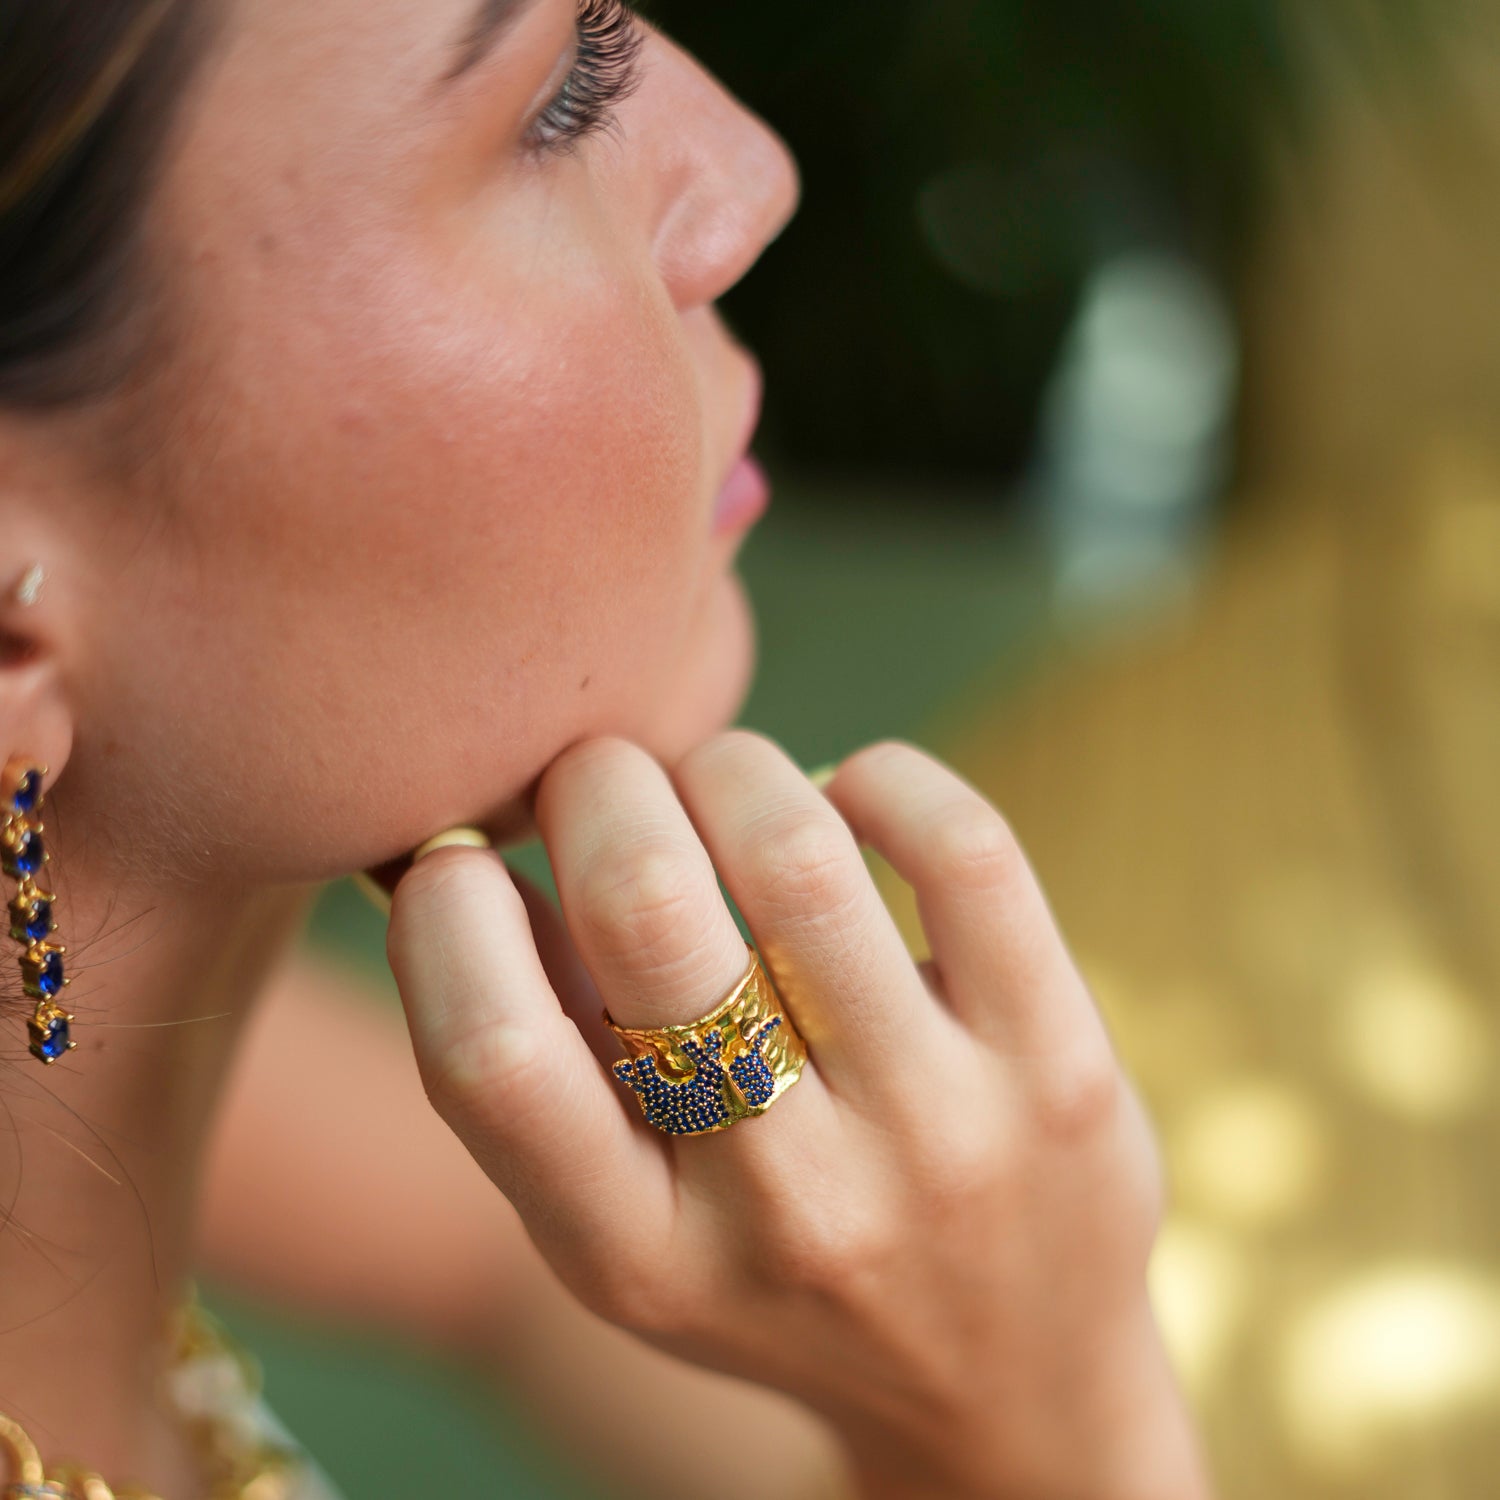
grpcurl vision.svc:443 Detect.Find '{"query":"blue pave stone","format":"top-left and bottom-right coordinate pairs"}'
top-left (25, 898), bottom-right (51, 941)
top-left (614, 1038), bottom-right (739, 1133)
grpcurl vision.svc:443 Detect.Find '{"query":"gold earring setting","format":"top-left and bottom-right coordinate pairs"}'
top-left (1, 758), bottom-right (73, 1064)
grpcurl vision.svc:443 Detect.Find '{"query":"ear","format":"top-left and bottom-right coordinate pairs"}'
top-left (0, 559), bottom-right (73, 799)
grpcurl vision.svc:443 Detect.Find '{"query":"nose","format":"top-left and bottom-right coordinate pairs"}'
top-left (634, 33), bottom-right (801, 311)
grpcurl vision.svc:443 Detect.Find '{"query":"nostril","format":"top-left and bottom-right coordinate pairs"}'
top-left (0, 629), bottom-right (38, 666)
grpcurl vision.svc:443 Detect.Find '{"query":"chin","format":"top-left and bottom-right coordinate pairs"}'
top-left (454, 571), bottom-right (757, 860)
top-left (640, 564), bottom-right (759, 766)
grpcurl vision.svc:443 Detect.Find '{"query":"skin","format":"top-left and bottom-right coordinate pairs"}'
top-left (200, 896), bottom-right (858, 1498)
top-left (0, 0), bottom-right (1211, 1495)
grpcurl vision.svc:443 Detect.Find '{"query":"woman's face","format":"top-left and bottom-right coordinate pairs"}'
top-left (50, 0), bottom-right (798, 882)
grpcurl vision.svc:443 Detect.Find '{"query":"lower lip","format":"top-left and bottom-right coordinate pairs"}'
top-left (712, 454), bottom-right (771, 537)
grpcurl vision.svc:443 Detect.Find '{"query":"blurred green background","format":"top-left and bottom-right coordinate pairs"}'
top-left (655, 0), bottom-right (1295, 483)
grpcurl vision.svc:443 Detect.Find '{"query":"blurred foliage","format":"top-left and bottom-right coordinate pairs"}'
top-left (649, 0), bottom-right (1302, 482)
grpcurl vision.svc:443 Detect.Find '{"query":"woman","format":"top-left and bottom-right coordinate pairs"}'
top-left (0, 1), bottom-right (1211, 1496)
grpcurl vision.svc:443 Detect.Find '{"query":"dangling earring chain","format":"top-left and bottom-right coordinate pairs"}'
top-left (1, 757), bottom-right (74, 1064)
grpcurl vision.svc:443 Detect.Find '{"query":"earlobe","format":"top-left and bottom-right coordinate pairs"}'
top-left (0, 561), bottom-right (74, 793)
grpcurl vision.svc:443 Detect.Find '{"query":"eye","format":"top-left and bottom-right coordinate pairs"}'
top-left (524, 0), bottom-right (645, 156)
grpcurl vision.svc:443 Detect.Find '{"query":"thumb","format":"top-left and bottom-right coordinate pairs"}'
top-left (385, 844), bottom-right (674, 1290)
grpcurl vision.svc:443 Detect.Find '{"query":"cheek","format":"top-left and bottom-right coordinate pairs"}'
top-left (106, 230), bottom-right (716, 871)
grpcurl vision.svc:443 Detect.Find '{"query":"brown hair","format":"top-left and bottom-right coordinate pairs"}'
top-left (0, 0), bottom-right (211, 407)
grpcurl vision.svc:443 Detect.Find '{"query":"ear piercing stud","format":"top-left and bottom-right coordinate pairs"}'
top-left (1, 758), bottom-right (73, 1064)
top-left (12, 562), bottom-right (44, 608)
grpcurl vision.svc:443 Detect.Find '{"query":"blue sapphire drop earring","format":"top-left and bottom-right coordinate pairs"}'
top-left (1, 757), bottom-right (73, 1064)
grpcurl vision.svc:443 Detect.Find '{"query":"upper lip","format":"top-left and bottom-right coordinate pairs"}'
top-left (720, 354), bottom-right (763, 493)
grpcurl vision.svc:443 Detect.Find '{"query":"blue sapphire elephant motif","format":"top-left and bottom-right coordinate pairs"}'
top-left (612, 1017), bottom-right (785, 1135)
top-left (726, 1017), bottom-right (781, 1107)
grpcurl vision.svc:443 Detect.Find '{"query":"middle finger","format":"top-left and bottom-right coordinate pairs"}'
top-left (533, 736), bottom-right (836, 1138)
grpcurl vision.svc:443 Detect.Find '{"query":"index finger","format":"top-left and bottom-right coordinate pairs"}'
top-left (387, 845), bottom-right (677, 1292)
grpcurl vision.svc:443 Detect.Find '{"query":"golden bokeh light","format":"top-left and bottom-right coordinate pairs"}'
top-left (1171, 1078), bottom-right (1330, 1227)
top-left (1329, 960), bottom-right (1493, 1123)
top-left (1275, 1265), bottom-right (1500, 1476)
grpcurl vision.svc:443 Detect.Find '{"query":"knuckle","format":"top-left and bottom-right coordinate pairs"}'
top-left (580, 1221), bottom-right (702, 1336)
top-left (1030, 1043), bottom-right (1124, 1146)
top-left (423, 1017), bottom-right (551, 1121)
top-left (925, 805), bottom-right (1025, 894)
top-left (748, 814), bottom-right (859, 911)
top-left (757, 1198), bottom-right (895, 1300)
top-left (904, 1112), bottom-right (1006, 1214)
top-left (578, 846), bottom-right (708, 969)
top-left (581, 1244), bottom-right (675, 1332)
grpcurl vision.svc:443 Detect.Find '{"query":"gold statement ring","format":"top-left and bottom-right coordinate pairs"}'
top-left (605, 942), bottom-right (808, 1136)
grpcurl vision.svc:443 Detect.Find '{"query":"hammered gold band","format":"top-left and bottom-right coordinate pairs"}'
top-left (605, 942), bottom-right (808, 1136)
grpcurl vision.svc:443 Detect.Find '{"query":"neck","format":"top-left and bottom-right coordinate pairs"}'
top-left (0, 791), bottom-right (318, 1495)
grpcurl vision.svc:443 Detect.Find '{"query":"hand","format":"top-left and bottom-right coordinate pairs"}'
top-left (385, 732), bottom-right (1211, 1500)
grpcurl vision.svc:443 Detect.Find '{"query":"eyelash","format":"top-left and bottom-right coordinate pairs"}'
top-left (525, 0), bottom-right (645, 156)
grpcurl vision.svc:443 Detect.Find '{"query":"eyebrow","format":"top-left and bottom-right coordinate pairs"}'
top-left (445, 0), bottom-right (530, 83)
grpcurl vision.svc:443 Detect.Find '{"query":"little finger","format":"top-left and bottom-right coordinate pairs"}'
top-left (823, 741), bottom-right (1112, 1068)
